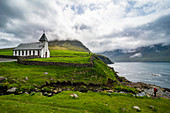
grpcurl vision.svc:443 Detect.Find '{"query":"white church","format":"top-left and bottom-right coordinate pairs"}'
top-left (13, 31), bottom-right (50, 58)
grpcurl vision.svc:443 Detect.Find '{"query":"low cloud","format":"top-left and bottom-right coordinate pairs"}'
top-left (130, 53), bottom-right (142, 58)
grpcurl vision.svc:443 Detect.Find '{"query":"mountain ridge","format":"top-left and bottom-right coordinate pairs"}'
top-left (99, 44), bottom-right (170, 62)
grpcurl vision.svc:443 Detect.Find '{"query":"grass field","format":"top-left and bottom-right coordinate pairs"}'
top-left (0, 91), bottom-right (170, 113)
top-left (0, 58), bottom-right (116, 87)
top-left (0, 48), bottom-right (13, 56)
top-left (50, 49), bottom-right (90, 57)
top-left (27, 56), bottom-right (91, 64)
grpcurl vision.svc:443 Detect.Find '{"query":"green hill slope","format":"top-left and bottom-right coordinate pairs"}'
top-left (49, 39), bottom-right (90, 52)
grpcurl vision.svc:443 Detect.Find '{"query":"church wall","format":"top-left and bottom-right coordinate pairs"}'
top-left (13, 51), bottom-right (15, 56)
top-left (16, 51), bottom-right (18, 56)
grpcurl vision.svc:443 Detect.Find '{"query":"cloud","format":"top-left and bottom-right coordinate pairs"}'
top-left (0, 0), bottom-right (170, 53)
top-left (130, 53), bottom-right (142, 58)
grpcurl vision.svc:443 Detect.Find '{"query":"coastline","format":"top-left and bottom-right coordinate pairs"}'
top-left (115, 72), bottom-right (170, 99)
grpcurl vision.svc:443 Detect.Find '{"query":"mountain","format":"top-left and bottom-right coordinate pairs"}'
top-left (49, 40), bottom-right (90, 52)
top-left (99, 44), bottom-right (170, 62)
top-left (49, 39), bottom-right (113, 64)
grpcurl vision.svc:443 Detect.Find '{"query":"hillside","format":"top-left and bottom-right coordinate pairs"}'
top-left (49, 39), bottom-right (90, 52)
top-left (49, 39), bottom-right (113, 64)
top-left (99, 44), bottom-right (170, 62)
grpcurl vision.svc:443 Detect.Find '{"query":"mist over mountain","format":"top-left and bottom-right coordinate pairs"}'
top-left (99, 44), bottom-right (170, 62)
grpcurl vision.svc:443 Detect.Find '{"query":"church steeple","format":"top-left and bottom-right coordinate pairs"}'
top-left (39, 31), bottom-right (48, 42)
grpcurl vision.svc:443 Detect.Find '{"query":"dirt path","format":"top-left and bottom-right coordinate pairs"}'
top-left (0, 58), bottom-right (17, 62)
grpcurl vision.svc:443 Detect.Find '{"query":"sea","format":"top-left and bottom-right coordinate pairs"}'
top-left (108, 62), bottom-right (170, 89)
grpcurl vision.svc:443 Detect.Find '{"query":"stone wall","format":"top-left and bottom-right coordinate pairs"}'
top-left (17, 55), bottom-right (95, 68)
top-left (0, 55), bottom-right (17, 59)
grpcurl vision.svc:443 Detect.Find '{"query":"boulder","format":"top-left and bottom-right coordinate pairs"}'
top-left (133, 106), bottom-right (140, 111)
top-left (7, 87), bottom-right (17, 93)
top-left (0, 76), bottom-right (5, 83)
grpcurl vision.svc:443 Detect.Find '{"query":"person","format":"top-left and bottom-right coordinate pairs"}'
top-left (154, 88), bottom-right (158, 97)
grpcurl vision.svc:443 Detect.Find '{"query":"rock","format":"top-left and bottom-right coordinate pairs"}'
top-left (0, 76), bottom-right (5, 83)
top-left (136, 88), bottom-right (142, 92)
top-left (33, 83), bottom-right (38, 87)
top-left (104, 90), bottom-right (114, 93)
top-left (146, 94), bottom-right (150, 97)
top-left (21, 80), bottom-right (26, 83)
top-left (136, 92), bottom-right (146, 97)
top-left (50, 78), bottom-right (53, 81)
top-left (148, 105), bottom-right (155, 111)
top-left (44, 72), bottom-right (48, 75)
top-left (25, 77), bottom-right (28, 81)
top-left (133, 106), bottom-right (140, 111)
top-left (53, 90), bottom-right (58, 93)
top-left (25, 92), bottom-right (29, 94)
top-left (70, 93), bottom-right (78, 98)
top-left (7, 87), bottom-right (17, 93)
top-left (48, 93), bottom-right (53, 97)
top-left (44, 92), bottom-right (48, 96)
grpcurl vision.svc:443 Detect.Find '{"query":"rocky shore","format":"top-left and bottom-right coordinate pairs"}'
top-left (1, 66), bottom-right (170, 99)
top-left (116, 74), bottom-right (170, 99)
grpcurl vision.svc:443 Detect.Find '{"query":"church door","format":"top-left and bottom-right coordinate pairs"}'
top-left (45, 52), bottom-right (47, 58)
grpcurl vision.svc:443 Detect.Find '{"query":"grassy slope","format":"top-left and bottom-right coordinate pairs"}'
top-left (0, 58), bottom-right (116, 87)
top-left (49, 40), bottom-right (90, 52)
top-left (27, 56), bottom-right (90, 64)
top-left (0, 48), bottom-right (13, 56)
top-left (28, 50), bottom-right (91, 64)
top-left (0, 91), bottom-right (170, 113)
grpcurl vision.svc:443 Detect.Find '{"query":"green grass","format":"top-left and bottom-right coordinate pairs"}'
top-left (27, 56), bottom-right (90, 64)
top-left (0, 91), bottom-right (169, 113)
top-left (0, 57), bottom-right (116, 87)
top-left (50, 49), bottom-right (89, 57)
top-left (0, 48), bottom-right (13, 56)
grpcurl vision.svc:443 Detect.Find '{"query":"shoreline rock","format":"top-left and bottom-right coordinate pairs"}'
top-left (116, 74), bottom-right (170, 99)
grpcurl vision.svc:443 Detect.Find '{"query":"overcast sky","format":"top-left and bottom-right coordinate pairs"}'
top-left (0, 0), bottom-right (170, 52)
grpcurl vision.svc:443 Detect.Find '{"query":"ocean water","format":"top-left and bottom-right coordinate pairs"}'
top-left (108, 62), bottom-right (170, 89)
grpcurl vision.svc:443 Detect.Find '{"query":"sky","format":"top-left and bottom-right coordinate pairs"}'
top-left (0, 0), bottom-right (170, 53)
